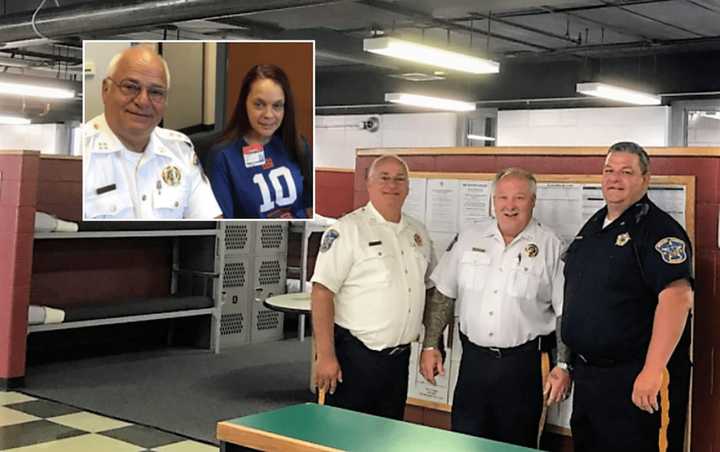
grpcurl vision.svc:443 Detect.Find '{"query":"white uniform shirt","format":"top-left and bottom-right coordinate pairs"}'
top-left (431, 219), bottom-right (564, 348)
top-left (311, 202), bottom-right (436, 351)
top-left (83, 114), bottom-right (222, 219)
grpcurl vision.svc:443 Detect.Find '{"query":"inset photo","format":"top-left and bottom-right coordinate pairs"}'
top-left (83, 40), bottom-right (314, 220)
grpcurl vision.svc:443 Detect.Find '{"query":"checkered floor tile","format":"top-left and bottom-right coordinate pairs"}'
top-left (0, 392), bottom-right (215, 451)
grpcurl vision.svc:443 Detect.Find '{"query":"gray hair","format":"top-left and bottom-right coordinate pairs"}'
top-left (367, 154), bottom-right (410, 180)
top-left (491, 167), bottom-right (537, 196)
top-left (607, 141), bottom-right (650, 175)
top-left (105, 45), bottom-right (171, 89)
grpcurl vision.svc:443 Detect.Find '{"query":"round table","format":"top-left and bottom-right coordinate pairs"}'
top-left (263, 292), bottom-right (311, 340)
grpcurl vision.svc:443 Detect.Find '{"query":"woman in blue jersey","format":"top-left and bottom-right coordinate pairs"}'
top-left (209, 64), bottom-right (312, 218)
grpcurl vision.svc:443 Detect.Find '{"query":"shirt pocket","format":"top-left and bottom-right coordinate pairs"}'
top-left (85, 188), bottom-right (132, 218)
top-left (152, 186), bottom-right (186, 216)
top-left (459, 251), bottom-right (491, 292)
top-left (354, 246), bottom-right (394, 286)
top-left (507, 263), bottom-right (543, 300)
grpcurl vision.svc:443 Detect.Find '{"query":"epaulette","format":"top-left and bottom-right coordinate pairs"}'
top-left (156, 127), bottom-right (194, 148)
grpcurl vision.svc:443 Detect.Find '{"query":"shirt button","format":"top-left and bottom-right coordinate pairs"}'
top-left (493, 290), bottom-right (498, 294)
top-left (489, 311), bottom-right (494, 316)
top-left (110, 205), bottom-right (116, 212)
top-left (142, 195), bottom-right (147, 201)
top-left (174, 201), bottom-right (179, 207)
top-left (489, 332), bottom-right (494, 337)
top-left (499, 268), bottom-right (503, 272)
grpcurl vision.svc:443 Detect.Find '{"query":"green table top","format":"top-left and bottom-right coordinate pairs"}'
top-left (219, 403), bottom-right (542, 451)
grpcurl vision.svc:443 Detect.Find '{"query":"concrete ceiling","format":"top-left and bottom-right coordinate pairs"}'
top-left (0, 0), bottom-right (719, 121)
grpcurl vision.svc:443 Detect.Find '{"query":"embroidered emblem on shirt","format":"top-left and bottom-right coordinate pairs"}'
top-left (615, 232), bottom-right (631, 247)
top-left (655, 237), bottom-right (687, 264)
top-left (320, 229), bottom-right (339, 253)
top-left (414, 233), bottom-right (423, 247)
top-left (161, 165), bottom-right (182, 186)
top-left (525, 243), bottom-right (539, 258)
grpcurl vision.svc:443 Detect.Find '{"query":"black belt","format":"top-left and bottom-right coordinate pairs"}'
top-left (335, 324), bottom-right (410, 357)
top-left (461, 332), bottom-right (540, 359)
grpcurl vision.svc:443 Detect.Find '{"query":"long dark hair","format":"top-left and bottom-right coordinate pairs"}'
top-left (221, 64), bottom-right (306, 169)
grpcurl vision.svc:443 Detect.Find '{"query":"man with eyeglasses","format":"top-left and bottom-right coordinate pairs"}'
top-left (561, 142), bottom-right (693, 452)
top-left (83, 45), bottom-right (221, 219)
top-left (421, 168), bottom-right (570, 448)
top-left (311, 154), bottom-right (436, 420)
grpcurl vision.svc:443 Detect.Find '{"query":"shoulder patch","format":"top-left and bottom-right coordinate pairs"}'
top-left (655, 237), bottom-right (687, 264)
top-left (320, 229), bottom-right (340, 253)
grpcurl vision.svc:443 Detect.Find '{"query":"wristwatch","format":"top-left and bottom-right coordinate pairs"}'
top-left (557, 361), bottom-right (573, 373)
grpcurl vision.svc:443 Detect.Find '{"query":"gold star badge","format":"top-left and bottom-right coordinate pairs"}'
top-left (616, 232), bottom-right (631, 247)
top-left (161, 165), bottom-right (182, 186)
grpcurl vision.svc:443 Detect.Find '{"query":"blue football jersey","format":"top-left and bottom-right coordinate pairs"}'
top-left (209, 136), bottom-right (308, 219)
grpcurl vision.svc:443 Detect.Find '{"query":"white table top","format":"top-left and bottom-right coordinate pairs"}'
top-left (264, 292), bottom-right (311, 314)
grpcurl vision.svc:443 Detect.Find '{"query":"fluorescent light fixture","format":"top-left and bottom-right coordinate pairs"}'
top-left (0, 81), bottom-right (75, 99)
top-left (576, 82), bottom-right (661, 105)
top-left (467, 134), bottom-right (496, 142)
top-left (385, 93), bottom-right (476, 112)
top-left (364, 37), bottom-right (500, 74)
top-left (0, 115), bottom-right (30, 125)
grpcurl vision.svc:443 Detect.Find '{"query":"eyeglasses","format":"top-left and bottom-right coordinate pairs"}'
top-left (375, 175), bottom-right (408, 185)
top-left (106, 78), bottom-right (167, 104)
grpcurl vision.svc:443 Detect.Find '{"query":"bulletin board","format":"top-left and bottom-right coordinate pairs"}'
top-left (404, 171), bottom-right (695, 441)
top-left (404, 172), bottom-right (695, 258)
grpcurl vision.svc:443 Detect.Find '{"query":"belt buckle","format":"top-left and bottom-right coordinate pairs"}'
top-left (489, 347), bottom-right (502, 358)
top-left (388, 346), bottom-right (401, 356)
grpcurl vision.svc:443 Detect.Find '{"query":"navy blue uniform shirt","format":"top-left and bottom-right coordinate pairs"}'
top-left (561, 194), bottom-right (693, 362)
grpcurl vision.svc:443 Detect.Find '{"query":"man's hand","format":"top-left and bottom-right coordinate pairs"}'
top-left (315, 354), bottom-right (343, 395)
top-left (543, 366), bottom-right (571, 405)
top-left (632, 366), bottom-right (663, 413)
top-left (420, 349), bottom-right (445, 385)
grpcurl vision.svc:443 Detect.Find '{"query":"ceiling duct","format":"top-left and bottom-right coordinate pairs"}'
top-left (0, 0), bottom-right (344, 45)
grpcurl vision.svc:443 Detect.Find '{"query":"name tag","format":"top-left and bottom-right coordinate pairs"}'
top-left (243, 144), bottom-right (266, 168)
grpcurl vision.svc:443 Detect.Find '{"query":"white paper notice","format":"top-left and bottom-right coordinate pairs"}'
top-left (404, 177), bottom-right (428, 223)
top-left (648, 186), bottom-right (686, 228)
top-left (581, 185), bottom-right (604, 223)
top-left (426, 179), bottom-right (459, 233)
top-left (459, 180), bottom-right (492, 230)
top-left (535, 183), bottom-right (584, 242)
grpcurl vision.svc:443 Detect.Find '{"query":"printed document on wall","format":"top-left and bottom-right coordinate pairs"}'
top-left (459, 180), bottom-right (491, 230)
top-left (404, 177), bottom-right (427, 223)
top-left (426, 179), bottom-right (459, 233)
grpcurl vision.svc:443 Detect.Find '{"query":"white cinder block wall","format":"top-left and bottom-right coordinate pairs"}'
top-left (316, 112), bottom-right (457, 169)
top-left (315, 107), bottom-right (675, 169)
top-left (497, 106), bottom-right (671, 146)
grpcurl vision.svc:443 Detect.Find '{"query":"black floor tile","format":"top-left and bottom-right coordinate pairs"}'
top-left (100, 424), bottom-right (186, 448)
top-left (0, 419), bottom-right (85, 450)
top-left (6, 399), bottom-right (83, 418)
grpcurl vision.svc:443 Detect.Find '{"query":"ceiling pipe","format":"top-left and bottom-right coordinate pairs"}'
top-left (0, 0), bottom-right (345, 45)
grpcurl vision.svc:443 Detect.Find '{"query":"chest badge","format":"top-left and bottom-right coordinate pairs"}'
top-left (525, 243), bottom-right (539, 258)
top-left (161, 165), bottom-right (182, 186)
top-left (655, 237), bottom-right (687, 264)
top-left (414, 233), bottom-right (423, 247)
top-left (615, 232), bottom-right (631, 247)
